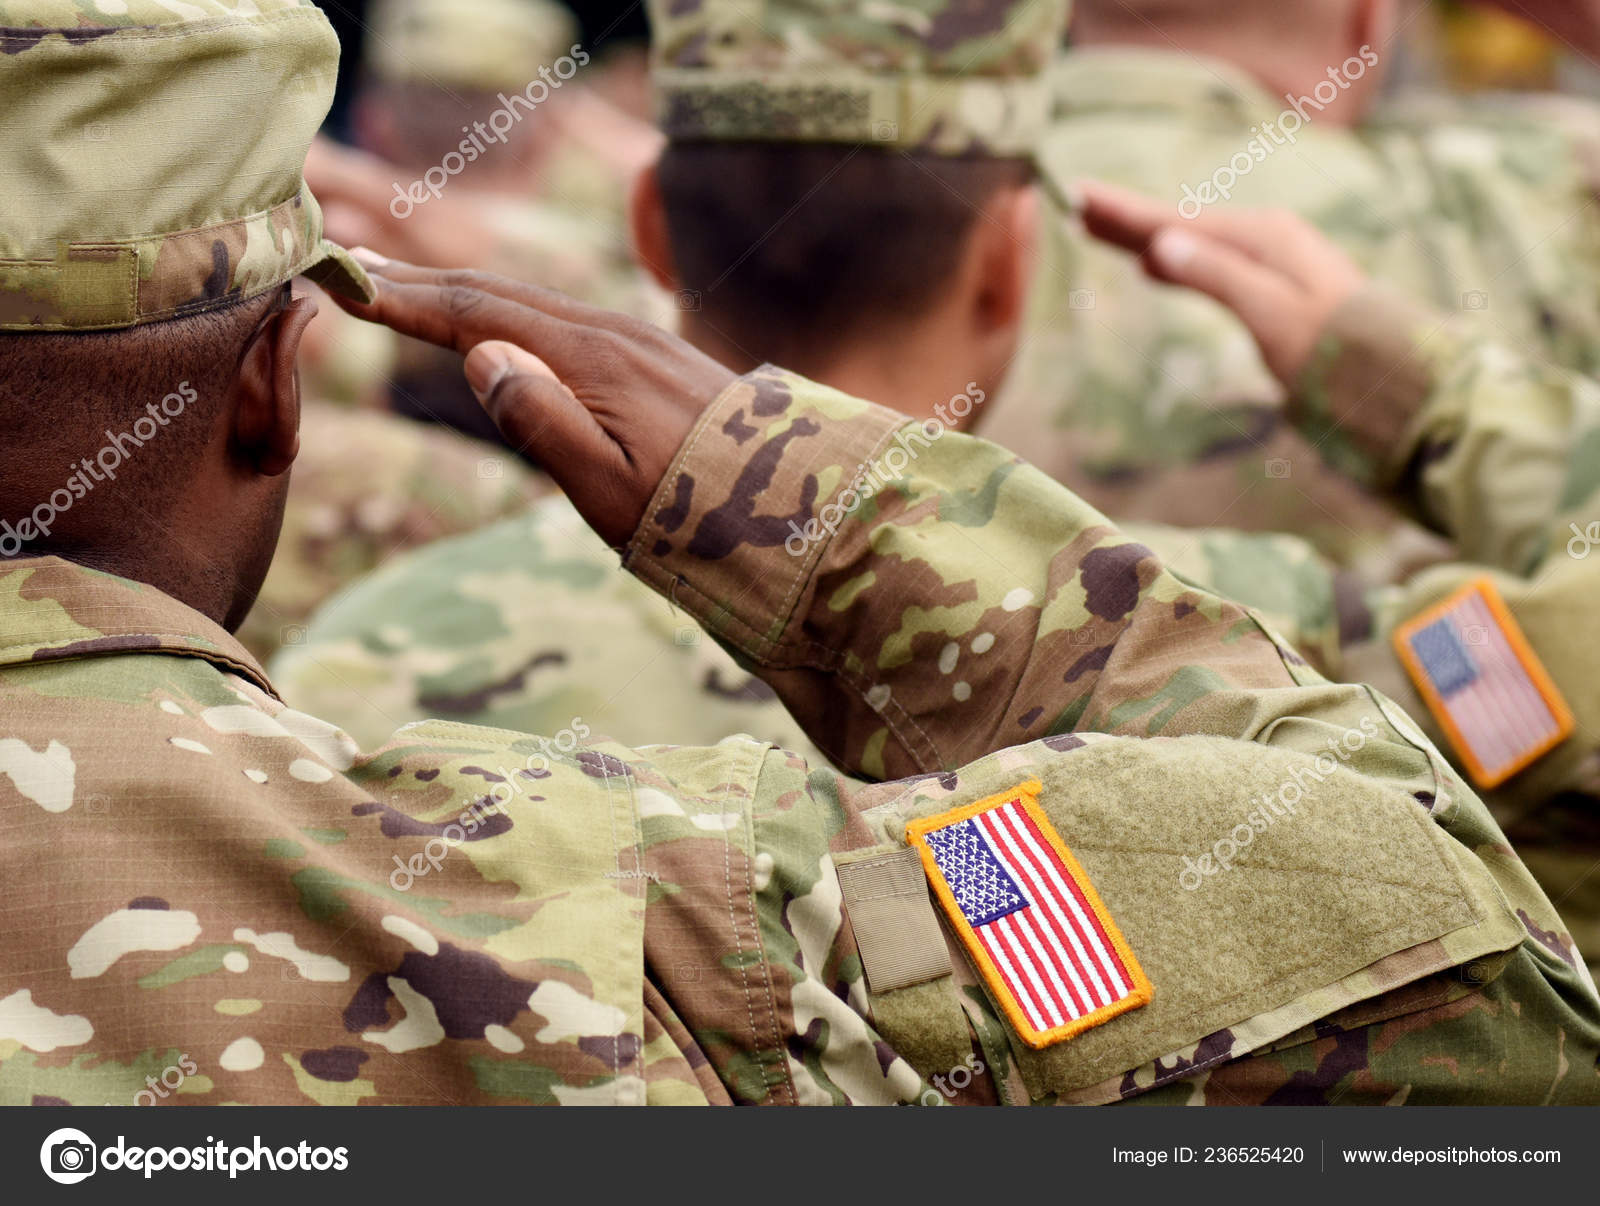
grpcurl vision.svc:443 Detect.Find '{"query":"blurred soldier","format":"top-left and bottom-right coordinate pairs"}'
top-left (978, 0), bottom-right (1600, 577)
top-left (247, 0), bottom-right (657, 662)
top-left (235, 407), bottom-right (546, 660)
top-left (4, 0), bottom-right (1594, 1107)
top-left (1080, 180), bottom-right (1600, 971)
top-left (274, 0), bottom-right (1055, 740)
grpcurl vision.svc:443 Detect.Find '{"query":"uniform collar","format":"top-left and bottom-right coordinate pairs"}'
top-left (1054, 46), bottom-right (1290, 128)
top-left (0, 556), bottom-right (277, 697)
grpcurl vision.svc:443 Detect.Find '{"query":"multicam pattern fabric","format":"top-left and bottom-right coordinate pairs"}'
top-left (270, 495), bottom-right (827, 758)
top-left (4, 368), bottom-right (1597, 1105)
top-left (981, 48), bottom-right (1600, 571)
top-left (1122, 292), bottom-right (1600, 974)
top-left (0, 0), bottom-right (370, 329)
top-left (648, 0), bottom-right (1069, 155)
top-left (236, 404), bottom-right (546, 663)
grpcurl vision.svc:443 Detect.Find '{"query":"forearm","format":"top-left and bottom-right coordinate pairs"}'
top-left (1298, 285), bottom-right (1600, 573)
top-left (625, 367), bottom-right (1450, 791)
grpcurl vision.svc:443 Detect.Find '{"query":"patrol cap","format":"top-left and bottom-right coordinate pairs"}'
top-left (0, 0), bottom-right (374, 332)
top-left (648, 0), bottom-right (1072, 156)
top-left (364, 0), bottom-right (580, 94)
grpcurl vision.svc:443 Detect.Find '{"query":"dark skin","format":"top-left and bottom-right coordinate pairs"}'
top-left (0, 291), bottom-right (318, 633)
top-left (331, 250), bottom-right (737, 547)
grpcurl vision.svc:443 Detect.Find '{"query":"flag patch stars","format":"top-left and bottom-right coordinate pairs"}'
top-left (907, 781), bottom-right (1152, 1049)
top-left (1394, 579), bottom-right (1574, 789)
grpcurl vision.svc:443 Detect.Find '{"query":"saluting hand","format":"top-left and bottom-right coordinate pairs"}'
top-left (336, 252), bottom-right (736, 547)
top-left (1076, 180), bottom-right (1367, 387)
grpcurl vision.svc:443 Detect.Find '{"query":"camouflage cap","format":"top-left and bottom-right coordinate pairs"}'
top-left (0, 0), bottom-right (373, 332)
top-left (365, 0), bottom-right (580, 94)
top-left (648, 0), bottom-right (1071, 156)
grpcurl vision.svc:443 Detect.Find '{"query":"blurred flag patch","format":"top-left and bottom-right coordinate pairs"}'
top-left (1393, 579), bottom-right (1573, 788)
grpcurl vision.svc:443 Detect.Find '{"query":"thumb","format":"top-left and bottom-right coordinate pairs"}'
top-left (464, 341), bottom-right (635, 539)
top-left (465, 340), bottom-right (602, 464)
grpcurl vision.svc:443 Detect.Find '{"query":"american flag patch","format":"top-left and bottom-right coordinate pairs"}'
top-left (906, 782), bottom-right (1152, 1048)
top-left (1393, 578), bottom-right (1574, 789)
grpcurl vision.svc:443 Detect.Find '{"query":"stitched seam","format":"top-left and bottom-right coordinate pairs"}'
top-left (747, 741), bottom-right (798, 1104)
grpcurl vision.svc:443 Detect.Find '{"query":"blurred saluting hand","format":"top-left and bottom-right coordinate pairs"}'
top-left (1077, 180), bottom-right (1366, 387)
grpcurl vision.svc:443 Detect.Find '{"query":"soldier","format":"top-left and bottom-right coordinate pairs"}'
top-left (245, 0), bottom-right (654, 662)
top-left (4, 0), bottom-right (1595, 1106)
top-left (273, 0), bottom-right (1056, 742)
top-left (235, 406), bottom-right (547, 662)
top-left (1079, 179), bottom-right (1600, 973)
top-left (978, 0), bottom-right (1600, 575)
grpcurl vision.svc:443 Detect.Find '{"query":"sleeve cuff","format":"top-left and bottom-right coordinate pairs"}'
top-left (623, 365), bottom-right (907, 665)
top-left (1294, 284), bottom-right (1459, 488)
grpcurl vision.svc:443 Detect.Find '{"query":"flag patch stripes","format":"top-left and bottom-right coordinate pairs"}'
top-left (1393, 578), bottom-right (1573, 789)
top-left (906, 781), bottom-right (1152, 1048)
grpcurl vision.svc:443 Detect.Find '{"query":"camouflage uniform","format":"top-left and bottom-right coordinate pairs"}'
top-left (271, 496), bottom-right (827, 759)
top-left (981, 47), bottom-right (1600, 574)
top-left (5, 0), bottom-right (1596, 1107)
top-left (1124, 284), bottom-right (1600, 971)
top-left (6, 368), bottom-right (1599, 1105)
top-left (264, 0), bottom-right (665, 663)
top-left (237, 405), bottom-right (547, 663)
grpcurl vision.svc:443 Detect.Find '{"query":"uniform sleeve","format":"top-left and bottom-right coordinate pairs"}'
top-left (624, 367), bottom-right (1451, 789)
top-left (1296, 284), bottom-right (1600, 574)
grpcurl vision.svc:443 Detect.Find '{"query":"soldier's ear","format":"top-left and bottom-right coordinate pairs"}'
top-left (629, 157), bottom-right (681, 295)
top-left (1350, 0), bottom-right (1397, 60)
top-left (232, 289), bottom-right (317, 478)
top-left (971, 182), bottom-right (1039, 336)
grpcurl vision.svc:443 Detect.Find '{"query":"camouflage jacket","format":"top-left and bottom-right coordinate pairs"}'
top-left (236, 403), bottom-right (545, 662)
top-left (270, 495), bottom-right (828, 759)
top-left (980, 47), bottom-right (1600, 574)
top-left (5, 367), bottom-right (1594, 1106)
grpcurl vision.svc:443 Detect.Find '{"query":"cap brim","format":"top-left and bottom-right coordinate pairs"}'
top-left (299, 240), bottom-right (377, 305)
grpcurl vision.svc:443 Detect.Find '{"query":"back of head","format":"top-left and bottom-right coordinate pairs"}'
top-left (643, 0), bottom-right (1067, 372)
top-left (0, 0), bottom-right (371, 622)
top-left (656, 144), bottom-right (1031, 368)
